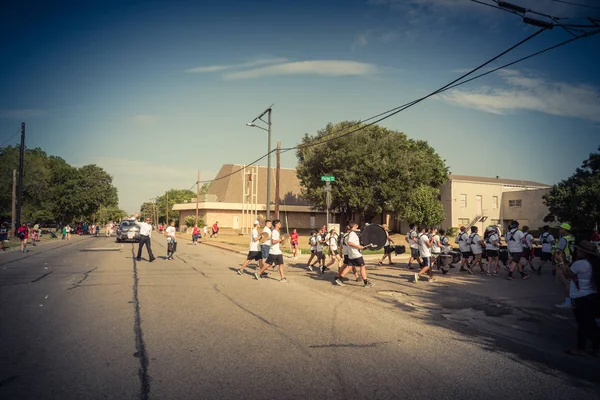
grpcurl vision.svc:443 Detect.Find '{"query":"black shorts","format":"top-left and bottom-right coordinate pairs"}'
top-left (486, 250), bottom-right (499, 258)
top-left (316, 251), bottom-right (325, 260)
top-left (347, 257), bottom-right (365, 267)
top-left (330, 249), bottom-right (339, 256)
top-left (384, 245), bottom-right (393, 255)
top-left (265, 254), bottom-right (284, 266)
top-left (311, 249), bottom-right (317, 254)
top-left (523, 248), bottom-right (534, 258)
top-left (343, 255), bottom-right (349, 265)
top-left (246, 251), bottom-right (262, 261)
top-left (511, 252), bottom-right (523, 263)
top-left (410, 248), bottom-right (419, 258)
top-left (461, 251), bottom-right (473, 259)
top-left (540, 252), bottom-right (552, 261)
top-left (422, 257), bottom-right (431, 267)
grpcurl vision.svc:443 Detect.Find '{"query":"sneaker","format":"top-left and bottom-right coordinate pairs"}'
top-left (280, 278), bottom-right (288, 283)
top-left (522, 273), bottom-right (530, 280)
top-left (459, 267), bottom-right (466, 272)
top-left (555, 301), bottom-right (571, 309)
top-left (506, 276), bottom-right (515, 280)
top-left (486, 271), bottom-right (492, 276)
top-left (307, 265), bottom-right (313, 272)
top-left (334, 278), bottom-right (344, 286)
top-left (261, 272), bottom-right (269, 277)
top-left (441, 269), bottom-right (449, 275)
top-left (254, 272), bottom-right (261, 280)
top-left (237, 269), bottom-right (243, 275)
top-left (492, 271), bottom-right (498, 276)
top-left (377, 261), bottom-right (383, 266)
top-left (149, 257), bottom-right (155, 262)
top-left (136, 257), bottom-right (142, 261)
top-left (320, 266), bottom-right (325, 275)
top-left (414, 273), bottom-right (419, 283)
top-left (480, 270), bottom-right (486, 274)
top-left (363, 281), bottom-right (375, 288)
top-left (428, 278), bottom-right (437, 283)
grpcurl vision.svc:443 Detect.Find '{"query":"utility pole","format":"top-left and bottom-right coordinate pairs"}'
top-left (195, 170), bottom-right (200, 226)
top-left (166, 191), bottom-right (169, 225)
top-left (267, 108), bottom-right (272, 220)
top-left (325, 181), bottom-right (331, 226)
top-left (275, 141), bottom-right (280, 220)
top-left (15, 122), bottom-right (25, 232)
top-left (11, 170), bottom-right (17, 238)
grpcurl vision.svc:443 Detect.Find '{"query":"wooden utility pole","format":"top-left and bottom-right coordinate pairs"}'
top-left (195, 170), bottom-right (200, 226)
top-left (166, 191), bottom-right (169, 225)
top-left (275, 141), bottom-right (281, 220)
top-left (11, 170), bottom-right (17, 238)
top-left (15, 123), bottom-right (25, 230)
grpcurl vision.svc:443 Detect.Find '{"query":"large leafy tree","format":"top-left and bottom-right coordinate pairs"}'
top-left (296, 121), bottom-right (448, 224)
top-left (543, 147), bottom-right (600, 231)
top-left (142, 189), bottom-right (195, 225)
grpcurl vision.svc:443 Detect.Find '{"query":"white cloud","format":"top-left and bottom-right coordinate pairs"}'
top-left (186, 57), bottom-right (289, 73)
top-left (132, 115), bottom-right (159, 126)
top-left (438, 70), bottom-right (600, 122)
top-left (222, 60), bottom-right (380, 80)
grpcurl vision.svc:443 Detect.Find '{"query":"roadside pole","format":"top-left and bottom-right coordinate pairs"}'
top-left (195, 170), bottom-right (200, 226)
top-left (320, 175), bottom-right (335, 226)
top-left (11, 170), bottom-right (17, 238)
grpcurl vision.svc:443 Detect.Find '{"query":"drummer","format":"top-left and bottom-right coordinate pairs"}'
top-left (325, 228), bottom-right (342, 271)
top-left (254, 219), bottom-right (287, 283)
top-left (261, 220), bottom-right (272, 262)
top-left (306, 230), bottom-right (318, 271)
top-left (334, 222), bottom-right (375, 288)
top-left (405, 223), bottom-right (421, 270)
top-left (237, 220), bottom-right (264, 275)
top-left (377, 224), bottom-right (395, 266)
top-left (316, 228), bottom-right (327, 273)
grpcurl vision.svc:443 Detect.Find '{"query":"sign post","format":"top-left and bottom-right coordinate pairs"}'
top-left (321, 176), bottom-right (335, 226)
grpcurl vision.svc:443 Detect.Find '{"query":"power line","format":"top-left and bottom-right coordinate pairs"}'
top-left (544, 0), bottom-right (600, 11)
top-left (0, 128), bottom-right (20, 149)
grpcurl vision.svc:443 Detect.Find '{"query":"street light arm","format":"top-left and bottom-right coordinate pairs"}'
top-left (246, 123), bottom-right (269, 132)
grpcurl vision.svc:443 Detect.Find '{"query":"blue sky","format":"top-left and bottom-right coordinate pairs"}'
top-left (1, 0), bottom-right (599, 213)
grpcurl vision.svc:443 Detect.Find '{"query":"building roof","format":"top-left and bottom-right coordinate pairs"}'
top-left (448, 174), bottom-right (550, 188)
top-left (205, 164), bottom-right (309, 205)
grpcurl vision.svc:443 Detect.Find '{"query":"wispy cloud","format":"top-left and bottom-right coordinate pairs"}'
top-left (132, 114), bottom-right (159, 126)
top-left (438, 70), bottom-right (600, 122)
top-left (0, 109), bottom-right (46, 119)
top-left (186, 57), bottom-right (288, 73)
top-left (223, 60), bottom-right (380, 80)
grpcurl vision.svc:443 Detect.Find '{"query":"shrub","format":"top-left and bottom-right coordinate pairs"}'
top-left (184, 216), bottom-right (205, 228)
top-left (447, 227), bottom-right (459, 236)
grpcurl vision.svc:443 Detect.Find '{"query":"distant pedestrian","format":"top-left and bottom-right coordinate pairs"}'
top-left (192, 225), bottom-right (200, 245)
top-left (290, 228), bottom-right (299, 259)
top-left (0, 222), bottom-right (8, 251)
top-left (325, 228), bottom-right (341, 271)
top-left (521, 226), bottom-right (535, 271)
top-left (95, 224), bottom-right (100, 237)
top-left (537, 225), bottom-right (555, 274)
top-left (555, 223), bottom-right (575, 308)
top-left (17, 223), bottom-right (29, 252)
top-left (316, 228), bottom-right (326, 273)
top-left (30, 227), bottom-right (38, 246)
top-left (306, 230), bottom-right (318, 271)
top-left (237, 220), bottom-right (263, 275)
top-left (254, 219), bottom-right (287, 282)
top-left (165, 221), bottom-right (177, 260)
top-left (66, 225), bottom-right (72, 240)
top-left (211, 221), bottom-right (219, 238)
top-left (203, 225), bottom-right (209, 238)
top-left (136, 217), bottom-right (155, 262)
top-left (61, 225), bottom-right (67, 240)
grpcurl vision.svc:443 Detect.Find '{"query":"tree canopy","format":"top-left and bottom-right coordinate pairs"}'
top-left (0, 145), bottom-right (122, 224)
top-left (543, 147), bottom-right (600, 231)
top-left (139, 188), bottom-right (196, 225)
top-left (296, 121), bottom-right (448, 225)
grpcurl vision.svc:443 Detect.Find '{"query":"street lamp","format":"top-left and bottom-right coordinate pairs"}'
top-left (246, 104), bottom-right (274, 220)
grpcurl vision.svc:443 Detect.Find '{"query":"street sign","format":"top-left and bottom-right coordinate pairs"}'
top-left (321, 176), bottom-right (335, 182)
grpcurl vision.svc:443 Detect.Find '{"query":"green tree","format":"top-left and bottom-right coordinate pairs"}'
top-left (146, 189), bottom-right (195, 225)
top-left (543, 147), bottom-right (600, 231)
top-left (200, 182), bottom-right (211, 196)
top-left (396, 185), bottom-right (445, 227)
top-left (296, 121), bottom-right (448, 223)
top-left (184, 215), bottom-right (205, 228)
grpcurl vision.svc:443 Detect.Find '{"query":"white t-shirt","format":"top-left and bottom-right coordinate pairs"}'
top-left (342, 234), bottom-right (349, 256)
top-left (469, 233), bottom-right (482, 255)
top-left (522, 233), bottom-right (534, 249)
top-left (485, 233), bottom-right (500, 250)
top-left (440, 235), bottom-right (450, 252)
top-left (539, 232), bottom-right (554, 253)
top-left (347, 231), bottom-right (361, 259)
top-left (455, 232), bottom-right (470, 253)
top-left (309, 235), bottom-right (317, 251)
top-left (505, 229), bottom-right (524, 253)
top-left (250, 228), bottom-right (260, 252)
top-left (329, 234), bottom-right (338, 251)
top-left (418, 234), bottom-right (431, 258)
top-left (384, 231), bottom-right (390, 247)
top-left (139, 222), bottom-right (152, 237)
top-left (408, 230), bottom-right (418, 249)
top-left (166, 226), bottom-right (176, 238)
top-left (316, 234), bottom-right (324, 252)
top-left (262, 226), bottom-right (271, 246)
top-left (431, 234), bottom-right (441, 254)
top-left (269, 229), bottom-right (282, 255)
top-left (570, 259), bottom-right (597, 298)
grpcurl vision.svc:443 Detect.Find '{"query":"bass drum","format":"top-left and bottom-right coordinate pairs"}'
top-left (394, 245), bottom-right (406, 255)
top-left (359, 224), bottom-right (387, 251)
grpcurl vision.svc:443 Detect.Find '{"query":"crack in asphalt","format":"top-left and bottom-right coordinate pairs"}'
top-left (30, 270), bottom-right (54, 283)
top-left (309, 340), bottom-right (400, 349)
top-left (130, 246), bottom-right (151, 400)
top-left (67, 266), bottom-right (98, 290)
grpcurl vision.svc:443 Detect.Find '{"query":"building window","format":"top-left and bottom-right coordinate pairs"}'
top-left (508, 199), bottom-right (522, 207)
top-left (492, 196), bottom-right (498, 209)
top-left (460, 194), bottom-right (467, 208)
top-left (458, 218), bottom-right (469, 227)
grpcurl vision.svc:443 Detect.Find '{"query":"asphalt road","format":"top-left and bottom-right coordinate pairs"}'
top-left (1, 235), bottom-right (598, 400)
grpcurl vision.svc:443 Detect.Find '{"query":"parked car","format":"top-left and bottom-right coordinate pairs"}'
top-left (116, 220), bottom-right (141, 243)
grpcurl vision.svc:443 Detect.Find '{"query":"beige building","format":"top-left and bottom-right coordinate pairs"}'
top-left (173, 164), bottom-right (327, 231)
top-left (440, 174), bottom-right (551, 232)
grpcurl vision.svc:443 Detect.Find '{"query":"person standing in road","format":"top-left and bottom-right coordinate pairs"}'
top-left (430, 227), bottom-right (442, 271)
top-left (334, 222), bottom-right (375, 288)
top-left (537, 225), bottom-right (555, 275)
top-left (456, 226), bottom-right (473, 274)
top-left (66, 225), bottom-right (72, 240)
top-left (136, 217), bottom-right (155, 262)
top-left (406, 223), bottom-right (421, 270)
top-left (325, 228), bottom-right (342, 271)
top-left (306, 230), bottom-right (318, 271)
top-left (237, 220), bottom-right (263, 275)
top-left (165, 221), bottom-right (177, 260)
top-left (415, 226), bottom-right (435, 283)
top-left (521, 226), bottom-right (535, 271)
top-left (254, 219), bottom-right (287, 282)
top-left (505, 221), bottom-right (530, 281)
top-left (316, 228), bottom-right (326, 273)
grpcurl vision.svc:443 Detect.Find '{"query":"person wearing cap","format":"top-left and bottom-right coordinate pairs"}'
top-left (377, 224), bottom-right (396, 266)
top-left (455, 226), bottom-right (473, 274)
top-left (537, 225), bottom-right (555, 275)
top-left (505, 220), bottom-right (530, 281)
top-left (334, 221), bottom-right (375, 287)
top-left (558, 240), bottom-right (599, 356)
top-left (237, 220), bottom-right (264, 275)
top-left (555, 223), bottom-right (575, 308)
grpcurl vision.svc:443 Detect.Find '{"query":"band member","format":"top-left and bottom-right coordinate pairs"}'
top-left (537, 225), bottom-right (555, 274)
top-left (238, 220), bottom-right (264, 275)
top-left (438, 229), bottom-right (451, 274)
top-left (254, 220), bottom-right (287, 282)
top-left (405, 223), bottom-right (421, 269)
top-left (164, 220), bottom-right (177, 260)
top-left (339, 225), bottom-right (360, 281)
top-left (378, 224), bottom-right (395, 266)
top-left (469, 226), bottom-right (485, 273)
top-left (484, 226), bottom-right (500, 276)
top-left (414, 226), bottom-right (435, 283)
top-left (334, 222), bottom-right (375, 287)
top-left (521, 226), bottom-right (535, 271)
top-left (306, 230), bottom-right (318, 271)
top-left (430, 227), bottom-right (442, 270)
top-left (325, 229), bottom-right (342, 271)
top-left (456, 226), bottom-right (473, 274)
top-left (261, 220), bottom-right (272, 262)
top-left (316, 228), bottom-right (326, 272)
top-left (505, 221), bottom-right (530, 281)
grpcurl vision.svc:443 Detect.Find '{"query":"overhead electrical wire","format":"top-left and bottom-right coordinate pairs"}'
top-left (544, 0), bottom-right (600, 11)
top-left (0, 128), bottom-right (20, 149)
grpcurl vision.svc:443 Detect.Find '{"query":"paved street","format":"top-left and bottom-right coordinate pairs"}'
top-left (1, 235), bottom-right (598, 400)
